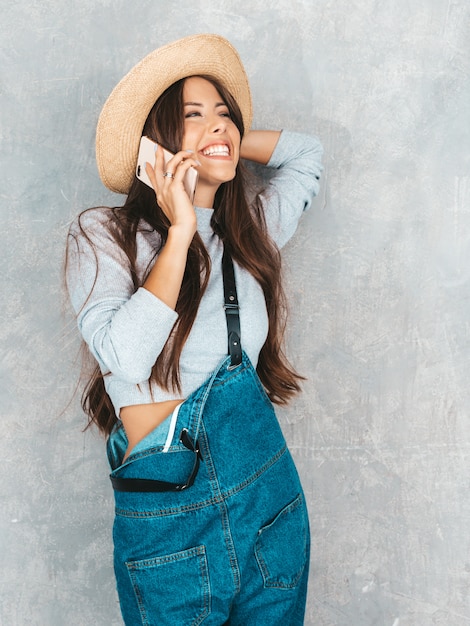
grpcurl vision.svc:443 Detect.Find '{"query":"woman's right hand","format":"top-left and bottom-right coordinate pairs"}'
top-left (142, 147), bottom-right (200, 310)
top-left (145, 146), bottom-right (200, 242)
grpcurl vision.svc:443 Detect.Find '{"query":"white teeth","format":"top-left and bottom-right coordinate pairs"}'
top-left (202, 145), bottom-right (229, 156)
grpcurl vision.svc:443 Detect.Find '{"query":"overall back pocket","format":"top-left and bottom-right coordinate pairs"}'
top-left (126, 544), bottom-right (211, 625)
top-left (255, 493), bottom-right (309, 589)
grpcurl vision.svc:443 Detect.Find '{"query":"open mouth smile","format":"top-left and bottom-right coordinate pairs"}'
top-left (200, 143), bottom-right (231, 158)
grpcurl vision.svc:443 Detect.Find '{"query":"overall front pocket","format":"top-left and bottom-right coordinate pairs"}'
top-left (126, 544), bottom-right (211, 625)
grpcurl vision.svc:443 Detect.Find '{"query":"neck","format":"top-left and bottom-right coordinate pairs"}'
top-left (193, 182), bottom-right (218, 209)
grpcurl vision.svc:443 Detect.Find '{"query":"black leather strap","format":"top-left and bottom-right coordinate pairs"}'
top-left (222, 246), bottom-right (242, 368)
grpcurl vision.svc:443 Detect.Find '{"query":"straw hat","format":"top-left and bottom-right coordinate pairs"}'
top-left (96, 34), bottom-right (253, 194)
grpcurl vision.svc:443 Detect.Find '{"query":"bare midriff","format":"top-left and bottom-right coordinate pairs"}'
top-left (120, 399), bottom-right (184, 462)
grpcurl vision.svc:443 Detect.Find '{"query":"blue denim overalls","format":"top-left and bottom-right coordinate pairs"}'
top-left (106, 252), bottom-right (310, 625)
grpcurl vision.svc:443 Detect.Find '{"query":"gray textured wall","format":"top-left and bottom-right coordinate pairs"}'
top-left (1, 1), bottom-right (469, 624)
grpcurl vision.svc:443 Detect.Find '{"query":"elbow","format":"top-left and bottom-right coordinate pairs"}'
top-left (310, 176), bottom-right (321, 199)
top-left (91, 334), bottom-right (154, 384)
top-left (306, 136), bottom-right (324, 183)
top-left (105, 350), bottom-right (154, 384)
top-left (112, 364), bottom-right (153, 385)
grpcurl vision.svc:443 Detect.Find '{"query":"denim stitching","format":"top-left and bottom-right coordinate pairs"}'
top-left (125, 546), bottom-right (210, 624)
top-left (198, 419), bottom-right (242, 593)
top-left (112, 350), bottom-right (309, 622)
top-left (220, 446), bottom-right (287, 501)
top-left (254, 494), bottom-right (307, 590)
top-left (195, 548), bottom-right (211, 626)
top-left (114, 446), bottom-right (287, 519)
top-left (126, 567), bottom-right (149, 625)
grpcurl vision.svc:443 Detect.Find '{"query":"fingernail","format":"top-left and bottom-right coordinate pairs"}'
top-left (195, 160), bottom-right (201, 166)
top-left (154, 144), bottom-right (158, 152)
top-left (185, 149), bottom-right (194, 153)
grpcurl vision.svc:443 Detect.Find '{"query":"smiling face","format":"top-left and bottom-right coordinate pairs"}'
top-left (181, 76), bottom-right (241, 208)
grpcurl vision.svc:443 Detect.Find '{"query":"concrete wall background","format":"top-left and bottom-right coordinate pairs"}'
top-left (1, 1), bottom-right (469, 624)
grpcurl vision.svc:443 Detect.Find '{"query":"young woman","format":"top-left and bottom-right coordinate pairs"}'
top-left (66, 34), bottom-right (322, 625)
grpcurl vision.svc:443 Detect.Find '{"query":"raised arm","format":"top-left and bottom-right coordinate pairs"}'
top-left (143, 147), bottom-right (199, 309)
top-left (250, 131), bottom-right (324, 248)
top-left (240, 130), bottom-right (282, 165)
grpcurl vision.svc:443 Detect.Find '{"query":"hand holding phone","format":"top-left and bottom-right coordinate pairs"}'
top-left (136, 136), bottom-right (198, 204)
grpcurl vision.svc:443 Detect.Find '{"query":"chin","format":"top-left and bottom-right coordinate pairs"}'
top-left (202, 170), bottom-right (237, 187)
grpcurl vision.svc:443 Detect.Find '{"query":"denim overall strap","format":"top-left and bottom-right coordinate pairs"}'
top-left (110, 247), bottom-right (242, 493)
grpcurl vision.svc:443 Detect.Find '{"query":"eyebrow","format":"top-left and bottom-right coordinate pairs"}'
top-left (183, 101), bottom-right (227, 107)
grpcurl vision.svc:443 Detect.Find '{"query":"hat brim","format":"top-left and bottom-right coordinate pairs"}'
top-left (96, 34), bottom-right (253, 194)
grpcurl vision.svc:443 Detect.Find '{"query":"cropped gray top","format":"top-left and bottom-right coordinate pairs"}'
top-left (66, 131), bottom-right (323, 415)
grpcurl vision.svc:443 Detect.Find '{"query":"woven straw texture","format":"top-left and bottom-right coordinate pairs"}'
top-left (96, 34), bottom-right (253, 194)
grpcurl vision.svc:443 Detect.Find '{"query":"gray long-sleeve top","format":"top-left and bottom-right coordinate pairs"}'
top-left (66, 131), bottom-right (323, 415)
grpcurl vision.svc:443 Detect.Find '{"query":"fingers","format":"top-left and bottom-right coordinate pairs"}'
top-left (163, 150), bottom-right (199, 185)
top-left (145, 148), bottom-right (198, 194)
top-left (144, 148), bottom-right (199, 228)
top-left (144, 143), bottom-right (165, 190)
top-left (145, 160), bottom-right (158, 190)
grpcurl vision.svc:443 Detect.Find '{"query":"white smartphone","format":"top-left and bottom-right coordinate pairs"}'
top-left (136, 136), bottom-right (198, 204)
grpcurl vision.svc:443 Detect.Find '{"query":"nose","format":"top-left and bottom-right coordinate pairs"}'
top-left (208, 114), bottom-right (226, 134)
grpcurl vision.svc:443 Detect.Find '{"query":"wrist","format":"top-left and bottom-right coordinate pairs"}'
top-left (167, 221), bottom-right (196, 248)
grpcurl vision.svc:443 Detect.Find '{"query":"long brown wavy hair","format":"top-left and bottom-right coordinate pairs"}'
top-left (69, 75), bottom-right (303, 436)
